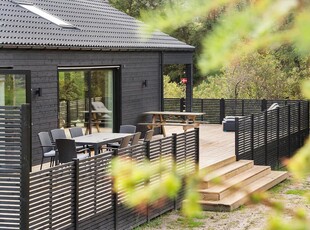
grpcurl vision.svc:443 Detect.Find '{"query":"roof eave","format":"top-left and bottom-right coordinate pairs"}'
top-left (0, 44), bottom-right (195, 52)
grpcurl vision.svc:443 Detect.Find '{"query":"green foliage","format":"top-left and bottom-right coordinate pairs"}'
top-left (59, 72), bottom-right (84, 101)
top-left (163, 76), bottom-right (185, 98)
top-left (109, 0), bottom-right (165, 18)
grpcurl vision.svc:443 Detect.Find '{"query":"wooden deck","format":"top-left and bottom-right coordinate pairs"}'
top-left (164, 124), bottom-right (235, 169)
top-left (33, 124), bottom-right (235, 172)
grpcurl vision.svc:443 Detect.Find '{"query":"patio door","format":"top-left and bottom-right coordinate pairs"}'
top-left (58, 67), bottom-right (120, 134)
top-left (0, 70), bottom-right (30, 106)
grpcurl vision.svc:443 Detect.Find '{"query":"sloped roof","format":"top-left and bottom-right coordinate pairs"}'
top-left (0, 0), bottom-right (194, 51)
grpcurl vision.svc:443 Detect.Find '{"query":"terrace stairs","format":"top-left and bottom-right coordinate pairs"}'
top-left (198, 156), bottom-right (288, 212)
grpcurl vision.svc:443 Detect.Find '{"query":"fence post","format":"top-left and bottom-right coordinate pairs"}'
top-left (298, 102), bottom-right (301, 148)
top-left (201, 99), bottom-right (204, 121)
top-left (220, 98), bottom-right (225, 124)
top-left (172, 133), bottom-right (177, 210)
top-left (113, 149), bottom-right (119, 230)
top-left (264, 111), bottom-right (268, 166)
top-left (276, 108), bottom-right (280, 168)
top-left (145, 141), bottom-right (151, 221)
top-left (261, 99), bottom-right (267, 111)
top-left (20, 104), bottom-right (31, 230)
top-left (235, 117), bottom-right (239, 161)
top-left (194, 128), bottom-right (200, 172)
top-left (242, 100), bottom-right (245, 116)
top-left (73, 158), bottom-right (80, 230)
top-left (180, 97), bottom-right (185, 112)
top-left (251, 114), bottom-right (254, 161)
top-left (288, 105), bottom-right (291, 157)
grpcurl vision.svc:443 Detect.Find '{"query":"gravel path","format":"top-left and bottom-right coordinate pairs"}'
top-left (137, 175), bottom-right (310, 230)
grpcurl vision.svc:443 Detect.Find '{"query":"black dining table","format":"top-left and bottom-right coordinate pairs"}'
top-left (73, 132), bottom-right (132, 155)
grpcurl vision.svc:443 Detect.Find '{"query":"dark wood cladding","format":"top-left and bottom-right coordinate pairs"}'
top-left (0, 49), bottom-right (193, 167)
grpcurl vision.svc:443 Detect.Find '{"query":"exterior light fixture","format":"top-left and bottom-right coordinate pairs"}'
top-left (142, 80), bottom-right (147, 87)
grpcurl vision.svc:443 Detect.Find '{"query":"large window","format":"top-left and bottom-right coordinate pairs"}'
top-left (58, 68), bottom-right (116, 134)
top-left (0, 72), bottom-right (29, 106)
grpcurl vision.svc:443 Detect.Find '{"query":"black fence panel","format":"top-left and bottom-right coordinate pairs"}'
top-left (116, 144), bottom-right (148, 230)
top-left (163, 98), bottom-right (309, 125)
top-left (163, 98), bottom-right (182, 112)
top-left (10, 113), bottom-right (198, 230)
top-left (78, 154), bottom-right (114, 230)
top-left (29, 163), bottom-right (76, 230)
top-left (236, 101), bottom-right (309, 169)
top-left (0, 106), bottom-right (24, 230)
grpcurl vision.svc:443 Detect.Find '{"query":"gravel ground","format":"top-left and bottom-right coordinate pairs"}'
top-left (137, 175), bottom-right (310, 230)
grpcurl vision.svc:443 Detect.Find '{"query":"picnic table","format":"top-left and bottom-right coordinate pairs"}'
top-left (138, 111), bottom-right (205, 137)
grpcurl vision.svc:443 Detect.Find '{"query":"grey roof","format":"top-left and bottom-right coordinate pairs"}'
top-left (0, 0), bottom-right (194, 51)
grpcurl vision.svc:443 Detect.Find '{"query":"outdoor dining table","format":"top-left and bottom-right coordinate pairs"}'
top-left (139, 111), bottom-right (205, 137)
top-left (73, 132), bottom-right (132, 155)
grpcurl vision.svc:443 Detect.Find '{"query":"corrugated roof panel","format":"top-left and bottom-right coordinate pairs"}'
top-left (0, 0), bottom-right (194, 51)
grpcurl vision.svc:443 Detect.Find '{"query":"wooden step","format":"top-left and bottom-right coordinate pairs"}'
top-left (198, 165), bottom-right (271, 201)
top-left (199, 171), bottom-right (289, 211)
top-left (200, 160), bottom-right (254, 189)
top-left (200, 155), bottom-right (236, 172)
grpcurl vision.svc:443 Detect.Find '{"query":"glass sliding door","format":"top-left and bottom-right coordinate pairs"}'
top-left (58, 68), bottom-right (115, 134)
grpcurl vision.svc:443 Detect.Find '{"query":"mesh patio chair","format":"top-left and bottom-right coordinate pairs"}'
top-left (38, 132), bottom-right (56, 170)
top-left (51, 128), bottom-right (90, 156)
top-left (139, 130), bottom-right (154, 144)
top-left (70, 127), bottom-right (94, 154)
top-left (105, 135), bottom-right (132, 151)
top-left (131, 132), bottom-right (141, 146)
top-left (107, 125), bottom-right (137, 148)
top-left (69, 127), bottom-right (84, 138)
top-left (56, 139), bottom-right (89, 163)
top-left (119, 125), bottom-right (136, 133)
top-left (50, 129), bottom-right (67, 143)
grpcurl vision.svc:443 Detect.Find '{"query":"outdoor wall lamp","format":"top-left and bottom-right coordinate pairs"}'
top-left (34, 88), bottom-right (42, 97)
top-left (142, 80), bottom-right (148, 87)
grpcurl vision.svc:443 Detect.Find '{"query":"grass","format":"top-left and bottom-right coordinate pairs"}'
top-left (134, 216), bottom-right (163, 230)
top-left (286, 189), bottom-right (308, 196)
top-left (135, 210), bottom-right (207, 229)
top-left (174, 216), bottom-right (205, 229)
top-left (269, 178), bottom-right (292, 194)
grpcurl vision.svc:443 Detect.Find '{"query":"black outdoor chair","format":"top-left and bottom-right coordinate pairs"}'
top-left (56, 139), bottom-right (89, 164)
top-left (51, 128), bottom-right (90, 156)
top-left (38, 132), bottom-right (56, 170)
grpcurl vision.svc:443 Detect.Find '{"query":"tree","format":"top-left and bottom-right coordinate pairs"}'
top-left (111, 0), bottom-right (310, 227)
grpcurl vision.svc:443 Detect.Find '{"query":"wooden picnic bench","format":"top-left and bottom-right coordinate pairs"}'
top-left (138, 111), bottom-right (205, 137)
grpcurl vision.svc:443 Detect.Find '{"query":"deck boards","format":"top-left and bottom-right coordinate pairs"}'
top-left (164, 124), bottom-right (235, 169)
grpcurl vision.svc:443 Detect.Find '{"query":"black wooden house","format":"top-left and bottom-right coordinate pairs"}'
top-left (0, 0), bottom-right (194, 166)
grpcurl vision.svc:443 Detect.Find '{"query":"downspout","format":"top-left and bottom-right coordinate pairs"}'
top-left (160, 52), bottom-right (164, 111)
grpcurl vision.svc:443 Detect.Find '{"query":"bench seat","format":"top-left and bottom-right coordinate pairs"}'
top-left (138, 122), bottom-right (197, 131)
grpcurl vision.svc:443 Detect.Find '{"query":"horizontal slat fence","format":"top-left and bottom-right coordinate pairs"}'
top-left (236, 101), bottom-right (310, 169)
top-left (164, 98), bottom-right (308, 124)
top-left (0, 105), bottom-right (30, 230)
top-left (27, 129), bottom-right (199, 230)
